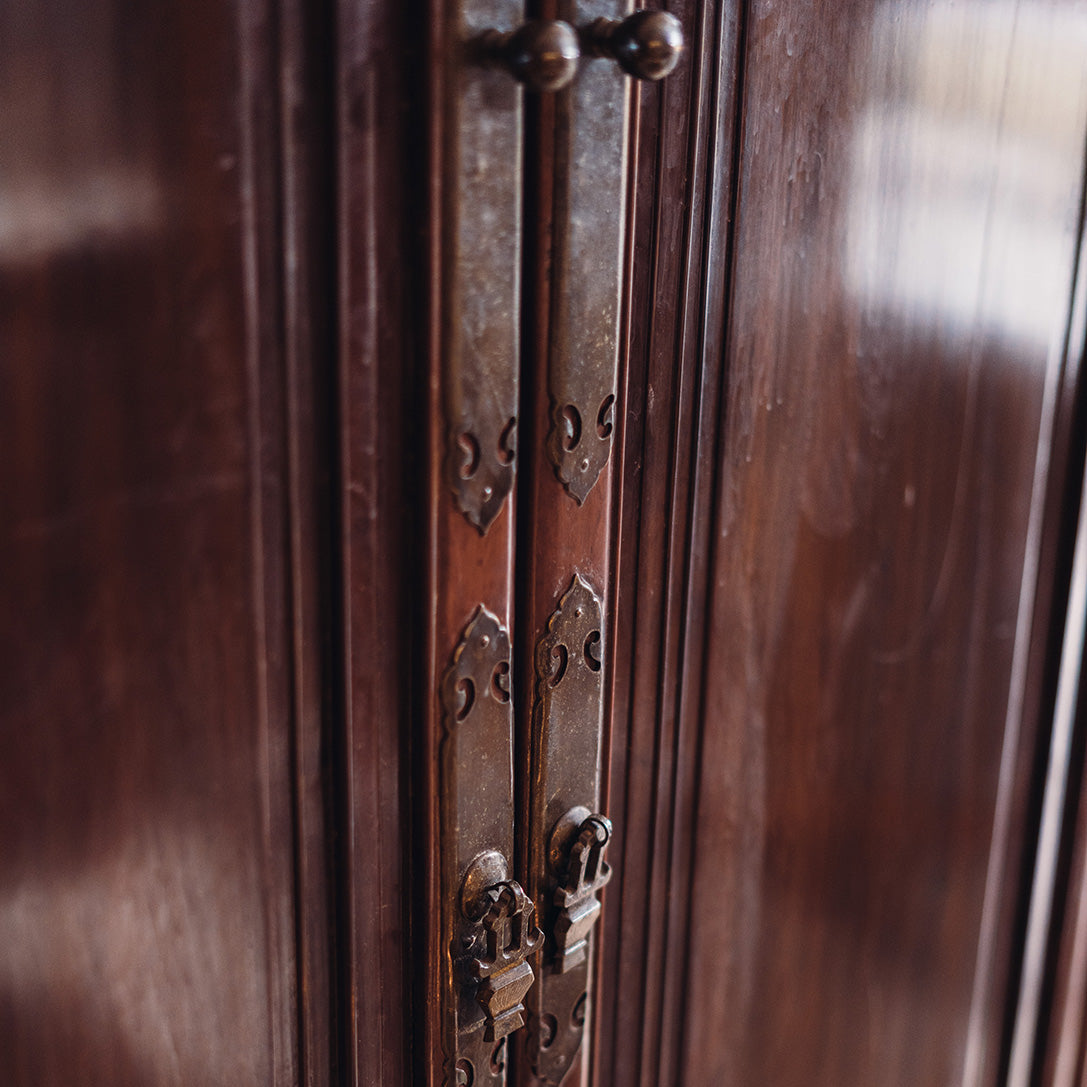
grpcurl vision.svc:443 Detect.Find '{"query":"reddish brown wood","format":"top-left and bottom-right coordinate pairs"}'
top-left (0, 0), bottom-right (306, 1082)
top-left (422, 1), bottom-right (523, 1082)
top-left (679, 3), bottom-right (1087, 1085)
top-left (512, 12), bottom-right (619, 1081)
top-left (1039, 687), bottom-right (1087, 1087)
top-left (279, 0), bottom-right (337, 1081)
top-left (334, 0), bottom-right (421, 1083)
top-left (999, 135), bottom-right (1087, 1087)
top-left (8, 3), bottom-right (1087, 1086)
top-left (1018, 213), bottom-right (1087, 1085)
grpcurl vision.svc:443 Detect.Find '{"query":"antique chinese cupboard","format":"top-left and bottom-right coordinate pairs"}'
top-left (4, 0), bottom-right (1087, 1085)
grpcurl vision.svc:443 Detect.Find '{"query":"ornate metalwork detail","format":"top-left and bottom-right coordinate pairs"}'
top-left (443, 0), bottom-right (525, 532)
top-left (470, 880), bottom-right (544, 1040)
top-left (527, 574), bottom-right (611, 1084)
top-left (451, 855), bottom-right (544, 1086)
top-left (546, 396), bottom-right (615, 505)
top-left (441, 605), bottom-right (512, 731)
top-left (448, 417), bottom-right (516, 535)
top-left (533, 574), bottom-right (604, 709)
top-left (442, 607), bottom-right (529, 1087)
top-left (551, 812), bottom-right (611, 974)
top-left (473, 20), bottom-right (580, 92)
top-left (580, 11), bottom-right (685, 81)
top-left (546, 0), bottom-right (629, 503)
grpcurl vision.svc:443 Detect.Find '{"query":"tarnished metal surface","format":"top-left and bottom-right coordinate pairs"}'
top-left (546, 0), bottom-right (630, 503)
top-left (582, 11), bottom-right (685, 81)
top-left (551, 812), bottom-right (612, 974)
top-left (442, 606), bottom-right (526, 1085)
top-left (526, 575), bottom-right (611, 1083)
top-left (444, 0), bottom-right (525, 532)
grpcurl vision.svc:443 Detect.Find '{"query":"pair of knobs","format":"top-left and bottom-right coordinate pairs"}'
top-left (480, 11), bottom-right (684, 93)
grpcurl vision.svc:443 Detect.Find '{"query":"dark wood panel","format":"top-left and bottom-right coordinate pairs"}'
top-left (683, 3), bottom-right (1087, 1085)
top-left (0, 0), bottom-right (304, 1083)
top-left (1003, 147), bottom-right (1087, 1087)
top-left (1034, 486), bottom-right (1087, 1087)
top-left (337, 0), bottom-right (529, 1082)
top-left (279, 0), bottom-right (338, 1080)
top-left (334, 0), bottom-right (422, 1082)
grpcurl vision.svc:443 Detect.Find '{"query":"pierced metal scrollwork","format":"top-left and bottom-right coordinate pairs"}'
top-left (527, 575), bottom-right (612, 1084)
top-left (442, 607), bottom-right (534, 1086)
top-left (449, 414), bottom-right (517, 535)
top-left (546, 394), bottom-right (616, 505)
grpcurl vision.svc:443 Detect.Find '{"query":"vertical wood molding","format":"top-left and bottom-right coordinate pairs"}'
top-left (0, 0), bottom-right (306, 1080)
top-left (335, 0), bottom-right (419, 1082)
top-left (1009, 150), bottom-right (1087, 1087)
top-left (598, 2), bottom-right (744, 1084)
top-left (238, 0), bottom-right (300, 1077)
top-left (277, 0), bottom-right (338, 1080)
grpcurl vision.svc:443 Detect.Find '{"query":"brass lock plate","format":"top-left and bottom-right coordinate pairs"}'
top-left (545, 0), bottom-right (630, 502)
top-left (442, 0), bottom-right (526, 532)
top-left (526, 575), bottom-right (611, 1083)
top-left (443, 606), bottom-right (539, 1085)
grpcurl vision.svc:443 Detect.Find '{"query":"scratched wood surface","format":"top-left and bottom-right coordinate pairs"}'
top-left (0, 0), bottom-right (312, 1083)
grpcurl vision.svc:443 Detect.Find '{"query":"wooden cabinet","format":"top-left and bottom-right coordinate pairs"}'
top-left (4, 1), bottom-right (1087, 1084)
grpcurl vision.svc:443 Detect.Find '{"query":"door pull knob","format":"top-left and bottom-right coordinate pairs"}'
top-left (475, 20), bottom-right (581, 92)
top-left (582, 10), bottom-right (684, 81)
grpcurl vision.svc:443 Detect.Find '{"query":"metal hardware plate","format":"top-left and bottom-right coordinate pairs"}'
top-left (546, 0), bottom-right (630, 502)
top-left (526, 575), bottom-right (610, 1083)
top-left (443, 0), bottom-right (525, 532)
top-left (442, 606), bottom-right (532, 1085)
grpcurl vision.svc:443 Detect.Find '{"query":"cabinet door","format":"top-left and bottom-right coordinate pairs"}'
top-left (0, 1), bottom-right (331, 1083)
top-left (598, 2), bottom-right (1087, 1086)
top-left (335, 1), bottom-right (1087, 1085)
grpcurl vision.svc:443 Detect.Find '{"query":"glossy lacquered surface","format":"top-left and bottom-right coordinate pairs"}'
top-left (605, 1), bottom-right (1087, 1085)
top-left (8, 1), bottom-right (1087, 1084)
top-left (0, 1), bottom-right (314, 1083)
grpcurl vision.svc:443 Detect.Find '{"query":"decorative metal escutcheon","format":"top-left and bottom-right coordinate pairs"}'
top-left (544, 0), bottom-right (627, 504)
top-left (545, 4), bottom-right (684, 504)
top-left (527, 575), bottom-right (612, 1083)
top-left (442, 0), bottom-right (526, 533)
top-left (443, 607), bottom-right (538, 1085)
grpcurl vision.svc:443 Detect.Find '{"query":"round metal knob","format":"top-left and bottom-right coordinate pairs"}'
top-left (477, 20), bottom-right (580, 93)
top-left (584, 11), bottom-right (685, 81)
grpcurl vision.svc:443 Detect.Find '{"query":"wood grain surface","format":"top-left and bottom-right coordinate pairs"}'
top-left (512, 7), bottom-right (624, 1082)
top-left (7, 1), bottom-right (1087, 1085)
top-left (0, 0), bottom-right (308, 1083)
top-left (334, 0), bottom-right (422, 1082)
top-left (605, 1), bottom-right (1087, 1086)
